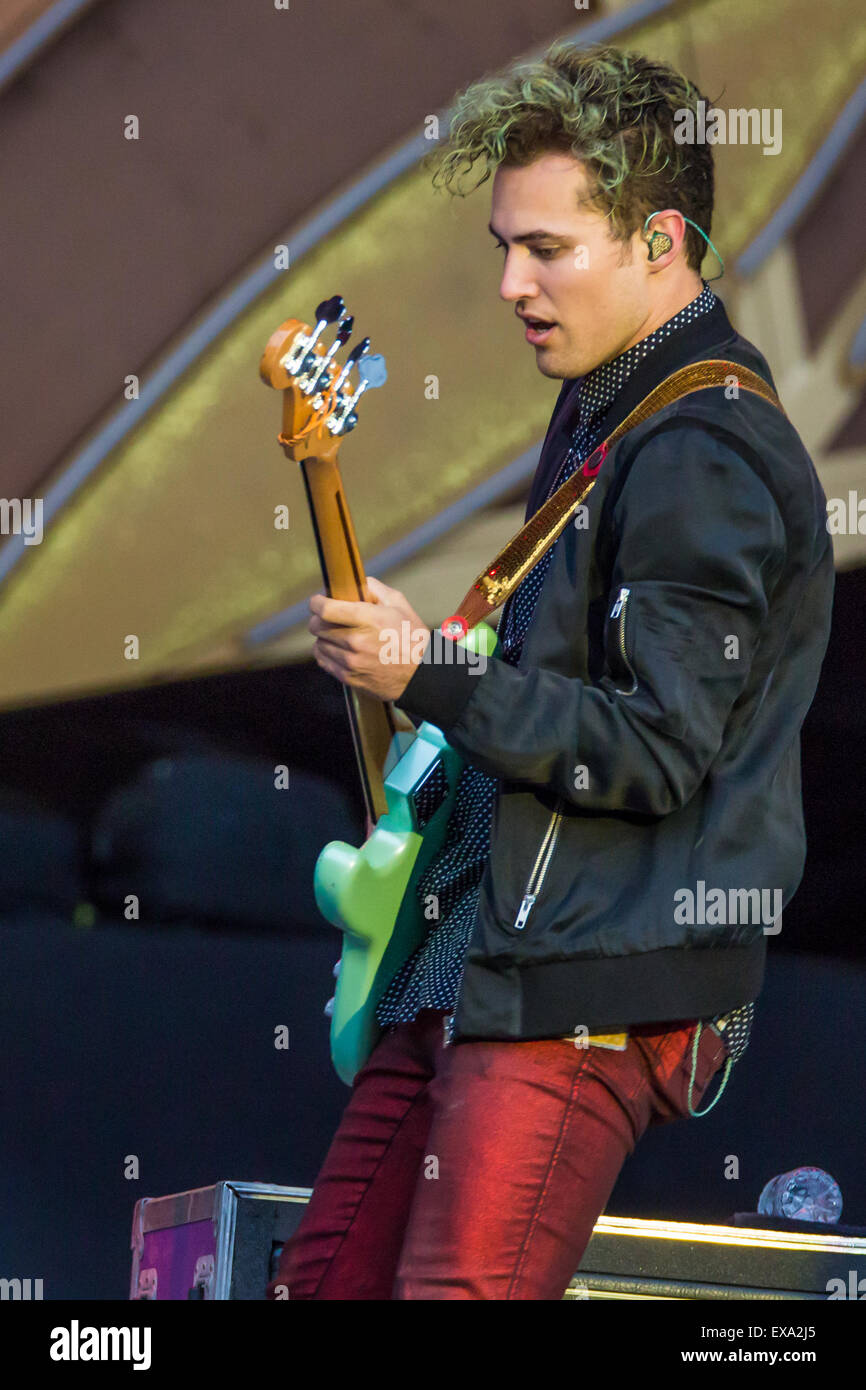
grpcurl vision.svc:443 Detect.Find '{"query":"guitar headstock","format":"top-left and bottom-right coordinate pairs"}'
top-left (259, 295), bottom-right (387, 463)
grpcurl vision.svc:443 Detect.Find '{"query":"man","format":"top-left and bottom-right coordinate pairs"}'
top-left (267, 41), bottom-right (834, 1300)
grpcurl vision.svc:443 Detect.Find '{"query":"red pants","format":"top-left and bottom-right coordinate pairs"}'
top-left (266, 1008), bottom-right (728, 1300)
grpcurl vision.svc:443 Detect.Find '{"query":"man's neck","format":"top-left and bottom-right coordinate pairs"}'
top-left (576, 277), bottom-right (713, 412)
top-left (616, 275), bottom-right (706, 357)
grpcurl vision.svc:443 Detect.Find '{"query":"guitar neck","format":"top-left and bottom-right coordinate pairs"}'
top-left (299, 454), bottom-right (402, 824)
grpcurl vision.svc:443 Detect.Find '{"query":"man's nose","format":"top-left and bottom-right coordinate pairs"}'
top-left (499, 252), bottom-right (539, 304)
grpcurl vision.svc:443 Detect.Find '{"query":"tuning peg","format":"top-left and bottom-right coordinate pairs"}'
top-left (305, 314), bottom-right (357, 395)
top-left (332, 351), bottom-right (387, 434)
top-left (345, 337), bottom-right (371, 365)
top-left (282, 297), bottom-right (349, 375)
top-left (332, 337), bottom-right (370, 395)
top-left (357, 353), bottom-right (387, 389)
top-left (314, 295), bottom-right (345, 324)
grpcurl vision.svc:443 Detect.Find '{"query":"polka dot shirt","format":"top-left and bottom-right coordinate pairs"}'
top-left (376, 280), bottom-right (754, 1064)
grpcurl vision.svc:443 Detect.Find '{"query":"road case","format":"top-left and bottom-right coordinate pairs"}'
top-left (130, 1181), bottom-right (310, 1300)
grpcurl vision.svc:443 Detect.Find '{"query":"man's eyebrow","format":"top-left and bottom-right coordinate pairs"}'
top-left (487, 223), bottom-right (571, 244)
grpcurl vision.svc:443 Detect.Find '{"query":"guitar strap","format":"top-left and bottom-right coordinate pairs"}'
top-left (442, 359), bottom-right (787, 637)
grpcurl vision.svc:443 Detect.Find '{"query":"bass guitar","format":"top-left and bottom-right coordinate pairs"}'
top-left (260, 296), bottom-right (496, 1085)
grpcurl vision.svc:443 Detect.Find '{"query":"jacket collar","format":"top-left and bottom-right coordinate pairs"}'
top-left (569, 295), bottom-right (741, 438)
top-left (528, 296), bottom-right (765, 517)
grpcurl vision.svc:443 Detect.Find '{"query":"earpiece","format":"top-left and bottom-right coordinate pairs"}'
top-left (642, 212), bottom-right (725, 280)
top-left (645, 229), bottom-right (673, 261)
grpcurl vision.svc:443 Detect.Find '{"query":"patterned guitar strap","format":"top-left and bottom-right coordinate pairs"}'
top-left (441, 360), bottom-right (786, 640)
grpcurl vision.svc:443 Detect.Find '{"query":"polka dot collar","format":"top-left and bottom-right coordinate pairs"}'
top-left (574, 280), bottom-right (717, 432)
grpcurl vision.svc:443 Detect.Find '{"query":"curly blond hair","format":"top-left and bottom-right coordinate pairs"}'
top-left (426, 41), bottom-right (715, 271)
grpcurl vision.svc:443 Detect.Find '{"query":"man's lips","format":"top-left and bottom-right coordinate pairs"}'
top-left (519, 313), bottom-right (557, 345)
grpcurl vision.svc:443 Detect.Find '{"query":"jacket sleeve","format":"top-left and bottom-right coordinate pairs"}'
top-left (395, 422), bottom-right (788, 816)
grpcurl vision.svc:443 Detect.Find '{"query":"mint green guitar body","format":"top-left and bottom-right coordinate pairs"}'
top-left (314, 623), bottom-right (498, 1085)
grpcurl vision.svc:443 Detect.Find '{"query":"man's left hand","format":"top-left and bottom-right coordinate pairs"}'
top-left (309, 575), bottom-right (431, 701)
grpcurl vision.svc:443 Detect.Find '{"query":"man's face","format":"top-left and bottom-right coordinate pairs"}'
top-left (489, 152), bottom-right (653, 380)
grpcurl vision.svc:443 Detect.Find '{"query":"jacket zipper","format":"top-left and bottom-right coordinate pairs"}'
top-left (514, 798), bottom-right (564, 930)
top-left (610, 586), bottom-right (638, 695)
top-left (445, 799), bottom-right (564, 1044)
top-left (449, 590), bottom-right (635, 1043)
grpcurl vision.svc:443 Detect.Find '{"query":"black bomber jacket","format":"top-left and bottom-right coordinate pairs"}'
top-left (396, 295), bottom-right (835, 1043)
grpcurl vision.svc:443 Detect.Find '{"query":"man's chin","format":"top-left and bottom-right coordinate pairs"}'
top-left (533, 349), bottom-right (574, 380)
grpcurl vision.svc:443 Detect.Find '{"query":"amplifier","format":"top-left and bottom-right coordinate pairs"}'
top-left (130, 1182), bottom-right (866, 1300)
top-left (569, 1214), bottom-right (866, 1299)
